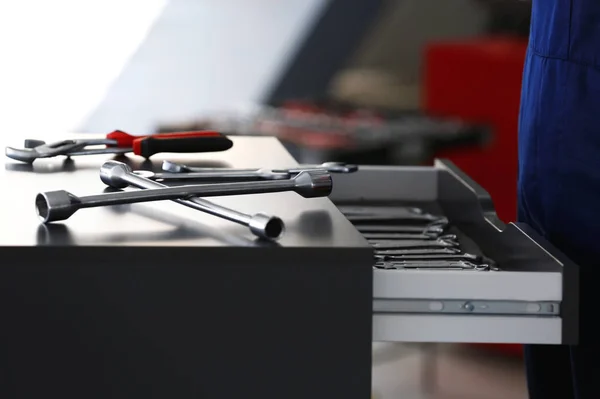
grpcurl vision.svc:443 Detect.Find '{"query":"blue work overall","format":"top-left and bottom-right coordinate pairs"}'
top-left (518, 1), bottom-right (600, 398)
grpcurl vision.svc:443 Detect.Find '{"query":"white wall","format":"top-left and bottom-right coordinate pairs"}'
top-left (80, 0), bottom-right (329, 134)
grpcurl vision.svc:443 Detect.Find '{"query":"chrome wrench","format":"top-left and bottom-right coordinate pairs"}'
top-left (36, 161), bottom-right (332, 223)
top-left (133, 169), bottom-right (291, 182)
top-left (355, 224), bottom-right (446, 235)
top-left (162, 160), bottom-right (358, 174)
top-left (375, 253), bottom-right (484, 262)
top-left (104, 162), bottom-right (286, 240)
top-left (374, 260), bottom-right (492, 271)
top-left (374, 248), bottom-right (461, 256)
top-left (362, 233), bottom-right (455, 240)
top-left (370, 239), bottom-right (459, 249)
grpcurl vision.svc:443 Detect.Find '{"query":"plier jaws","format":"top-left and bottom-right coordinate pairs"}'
top-left (5, 130), bottom-right (232, 163)
top-left (5, 139), bottom-right (120, 163)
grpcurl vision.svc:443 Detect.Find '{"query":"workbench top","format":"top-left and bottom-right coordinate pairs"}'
top-left (1, 135), bottom-right (367, 249)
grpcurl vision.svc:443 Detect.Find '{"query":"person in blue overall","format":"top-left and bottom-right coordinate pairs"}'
top-left (518, 1), bottom-right (600, 398)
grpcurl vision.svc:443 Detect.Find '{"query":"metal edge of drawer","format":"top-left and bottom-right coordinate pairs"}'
top-left (329, 160), bottom-right (579, 345)
top-left (372, 314), bottom-right (562, 344)
top-left (435, 159), bottom-right (579, 345)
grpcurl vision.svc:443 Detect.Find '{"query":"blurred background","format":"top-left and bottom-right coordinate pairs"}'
top-left (0, 1), bottom-right (532, 397)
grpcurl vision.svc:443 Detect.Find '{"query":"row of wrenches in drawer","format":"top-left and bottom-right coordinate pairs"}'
top-left (338, 205), bottom-right (499, 271)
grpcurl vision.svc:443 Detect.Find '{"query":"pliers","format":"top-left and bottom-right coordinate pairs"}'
top-left (5, 130), bottom-right (233, 163)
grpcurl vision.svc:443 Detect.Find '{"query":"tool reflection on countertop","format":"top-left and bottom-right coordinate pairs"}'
top-left (35, 161), bottom-right (332, 224)
top-left (133, 160), bottom-right (358, 183)
top-left (5, 130), bottom-right (233, 163)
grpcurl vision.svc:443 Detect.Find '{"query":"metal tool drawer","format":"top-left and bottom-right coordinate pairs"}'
top-left (329, 159), bottom-right (579, 345)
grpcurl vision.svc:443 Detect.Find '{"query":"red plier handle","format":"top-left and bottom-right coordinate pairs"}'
top-left (106, 130), bottom-right (222, 147)
top-left (106, 130), bottom-right (233, 158)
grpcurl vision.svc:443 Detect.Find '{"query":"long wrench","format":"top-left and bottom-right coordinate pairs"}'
top-left (370, 240), bottom-right (458, 249)
top-left (347, 214), bottom-right (448, 225)
top-left (375, 253), bottom-right (483, 262)
top-left (162, 160), bottom-right (358, 174)
top-left (374, 260), bottom-right (491, 271)
top-left (374, 248), bottom-right (461, 256)
top-left (103, 162), bottom-right (285, 240)
top-left (355, 224), bottom-right (446, 234)
top-left (36, 161), bottom-right (332, 223)
top-left (339, 205), bottom-right (425, 216)
top-left (362, 233), bottom-right (455, 240)
top-left (133, 169), bottom-right (291, 182)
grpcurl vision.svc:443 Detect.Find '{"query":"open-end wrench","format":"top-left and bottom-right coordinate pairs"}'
top-left (374, 260), bottom-right (492, 271)
top-left (362, 233), bottom-right (455, 240)
top-left (35, 161), bottom-right (332, 223)
top-left (133, 169), bottom-right (291, 182)
top-left (162, 160), bottom-right (358, 174)
top-left (370, 239), bottom-right (458, 250)
top-left (374, 248), bottom-right (461, 256)
top-left (375, 253), bottom-right (484, 262)
top-left (346, 213), bottom-right (448, 225)
top-left (102, 162), bottom-right (285, 240)
top-left (355, 224), bottom-right (446, 235)
top-left (338, 205), bottom-right (425, 216)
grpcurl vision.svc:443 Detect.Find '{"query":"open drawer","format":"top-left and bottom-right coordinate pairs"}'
top-left (329, 159), bottom-right (579, 345)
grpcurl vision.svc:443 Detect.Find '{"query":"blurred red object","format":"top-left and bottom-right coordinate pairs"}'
top-left (423, 36), bottom-right (527, 223)
top-left (423, 36), bottom-right (529, 357)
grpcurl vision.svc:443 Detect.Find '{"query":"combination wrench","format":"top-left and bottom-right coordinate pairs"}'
top-left (375, 253), bottom-right (485, 263)
top-left (369, 239), bottom-right (458, 249)
top-left (101, 161), bottom-right (285, 240)
top-left (36, 161), bottom-right (332, 223)
top-left (133, 169), bottom-right (291, 182)
top-left (162, 160), bottom-right (358, 174)
top-left (374, 260), bottom-right (493, 271)
top-left (374, 248), bottom-right (461, 256)
top-left (362, 233), bottom-right (455, 240)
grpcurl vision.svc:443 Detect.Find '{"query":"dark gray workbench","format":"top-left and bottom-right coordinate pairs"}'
top-left (0, 135), bottom-right (373, 399)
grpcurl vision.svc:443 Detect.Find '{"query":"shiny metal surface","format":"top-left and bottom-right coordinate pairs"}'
top-left (134, 168), bottom-right (292, 181)
top-left (2, 135), bottom-right (366, 248)
top-left (162, 160), bottom-right (358, 174)
top-left (102, 161), bottom-right (284, 240)
top-left (5, 138), bottom-right (127, 163)
top-left (36, 160), bottom-right (331, 223)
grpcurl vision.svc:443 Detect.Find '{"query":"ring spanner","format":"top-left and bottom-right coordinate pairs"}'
top-left (36, 161), bottom-right (332, 223)
top-left (102, 162), bottom-right (285, 240)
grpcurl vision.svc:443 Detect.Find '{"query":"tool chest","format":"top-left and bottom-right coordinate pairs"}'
top-left (0, 134), bottom-right (578, 398)
top-left (329, 160), bottom-right (578, 345)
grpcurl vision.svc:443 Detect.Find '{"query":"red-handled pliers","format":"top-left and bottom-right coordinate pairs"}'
top-left (5, 130), bottom-right (233, 163)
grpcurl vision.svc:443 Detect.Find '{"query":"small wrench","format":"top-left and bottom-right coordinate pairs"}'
top-left (374, 260), bottom-right (491, 271)
top-left (374, 253), bottom-right (483, 262)
top-left (355, 224), bottom-right (446, 235)
top-left (362, 233), bottom-right (455, 240)
top-left (339, 205), bottom-right (424, 216)
top-left (347, 214), bottom-right (448, 225)
top-left (370, 239), bottom-right (459, 249)
top-left (374, 248), bottom-right (461, 256)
